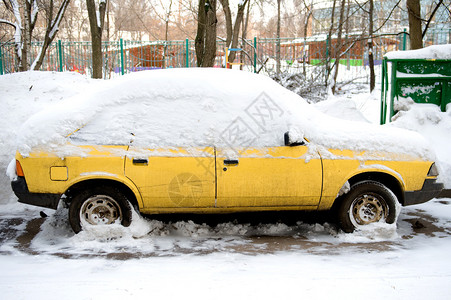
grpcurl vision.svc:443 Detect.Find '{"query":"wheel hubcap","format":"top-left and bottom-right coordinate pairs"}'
top-left (80, 195), bottom-right (122, 226)
top-left (349, 193), bottom-right (388, 226)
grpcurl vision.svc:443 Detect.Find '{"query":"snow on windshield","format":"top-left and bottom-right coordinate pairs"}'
top-left (16, 68), bottom-right (433, 160)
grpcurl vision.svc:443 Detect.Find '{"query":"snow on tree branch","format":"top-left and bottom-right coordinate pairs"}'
top-left (49, 0), bottom-right (71, 39)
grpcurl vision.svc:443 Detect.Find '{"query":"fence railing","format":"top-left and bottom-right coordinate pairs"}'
top-left (1, 30), bottom-right (450, 84)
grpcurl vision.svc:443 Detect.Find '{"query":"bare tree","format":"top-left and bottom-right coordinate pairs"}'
top-left (0, 1), bottom-right (28, 70)
top-left (33, 0), bottom-right (71, 70)
top-left (325, 0), bottom-right (337, 86)
top-left (86, 0), bottom-right (107, 78)
top-left (368, 0), bottom-right (375, 92)
top-left (163, 0), bottom-right (173, 68)
top-left (422, 0), bottom-right (445, 38)
top-left (218, 0), bottom-right (248, 64)
top-left (1, 0), bottom-right (70, 71)
top-left (241, 0), bottom-right (251, 40)
top-left (331, 0), bottom-right (345, 94)
top-left (60, 1), bottom-right (89, 40)
top-left (276, 0), bottom-right (281, 74)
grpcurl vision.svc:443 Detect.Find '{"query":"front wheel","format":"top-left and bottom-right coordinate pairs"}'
top-left (69, 186), bottom-right (132, 233)
top-left (337, 180), bottom-right (399, 233)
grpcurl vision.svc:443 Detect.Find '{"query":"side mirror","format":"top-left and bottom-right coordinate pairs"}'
top-left (284, 131), bottom-right (305, 146)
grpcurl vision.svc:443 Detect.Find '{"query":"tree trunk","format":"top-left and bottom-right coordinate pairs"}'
top-left (163, 0), bottom-right (173, 69)
top-left (87, 0), bottom-right (107, 79)
top-left (219, 0), bottom-right (248, 64)
top-left (242, 1), bottom-right (250, 40)
top-left (20, 0), bottom-right (30, 72)
top-left (368, 0), bottom-right (376, 92)
top-left (303, 4), bottom-right (312, 76)
top-left (276, 0), bottom-right (281, 74)
top-left (325, 0), bottom-right (337, 87)
top-left (203, 0), bottom-right (217, 67)
top-left (227, 1), bottom-right (248, 63)
top-left (195, 0), bottom-right (206, 67)
top-left (195, 0), bottom-right (217, 67)
top-left (331, 0), bottom-right (345, 94)
top-left (240, 1), bottom-right (251, 70)
top-left (407, 0), bottom-right (422, 49)
top-left (219, 0), bottom-right (233, 47)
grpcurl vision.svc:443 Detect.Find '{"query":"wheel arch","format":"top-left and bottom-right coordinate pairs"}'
top-left (64, 178), bottom-right (141, 211)
top-left (346, 171), bottom-right (405, 205)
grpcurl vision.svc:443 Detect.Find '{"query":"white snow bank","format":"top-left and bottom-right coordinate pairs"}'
top-left (391, 104), bottom-right (451, 187)
top-left (15, 68), bottom-right (434, 162)
top-left (0, 71), bottom-right (92, 204)
top-left (25, 203), bottom-right (403, 258)
top-left (385, 44), bottom-right (451, 60)
top-left (314, 97), bottom-right (371, 123)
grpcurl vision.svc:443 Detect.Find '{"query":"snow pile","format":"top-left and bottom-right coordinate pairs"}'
top-left (385, 44), bottom-right (451, 60)
top-left (0, 71), bottom-right (92, 204)
top-left (14, 68), bottom-right (434, 163)
top-left (391, 103), bottom-right (451, 187)
top-left (24, 204), bottom-right (403, 257)
top-left (314, 97), bottom-right (371, 123)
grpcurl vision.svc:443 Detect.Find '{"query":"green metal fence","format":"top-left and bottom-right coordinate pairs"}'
top-left (1, 30), bottom-right (450, 80)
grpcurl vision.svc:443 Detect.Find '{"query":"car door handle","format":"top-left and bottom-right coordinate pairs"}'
top-left (132, 158), bottom-right (148, 165)
top-left (224, 159), bottom-right (239, 165)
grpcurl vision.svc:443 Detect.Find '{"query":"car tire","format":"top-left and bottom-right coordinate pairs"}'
top-left (69, 186), bottom-right (132, 233)
top-left (337, 180), bottom-right (398, 233)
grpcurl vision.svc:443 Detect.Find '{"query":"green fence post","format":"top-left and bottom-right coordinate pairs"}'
top-left (0, 46), bottom-right (3, 75)
top-left (58, 40), bottom-right (63, 72)
top-left (185, 39), bottom-right (189, 67)
top-left (326, 35), bottom-right (329, 58)
top-left (253, 37), bottom-right (257, 73)
top-left (380, 58), bottom-right (387, 125)
top-left (120, 38), bottom-right (125, 75)
top-left (402, 29), bottom-right (407, 51)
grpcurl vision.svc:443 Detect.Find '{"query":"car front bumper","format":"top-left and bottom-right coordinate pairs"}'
top-left (404, 179), bottom-right (444, 206)
top-left (11, 177), bottom-right (61, 210)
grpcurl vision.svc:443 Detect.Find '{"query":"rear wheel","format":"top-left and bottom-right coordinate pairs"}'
top-left (337, 180), bottom-right (398, 233)
top-left (69, 186), bottom-right (132, 233)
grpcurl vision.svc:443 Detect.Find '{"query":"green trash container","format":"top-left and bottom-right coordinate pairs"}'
top-left (380, 57), bottom-right (451, 124)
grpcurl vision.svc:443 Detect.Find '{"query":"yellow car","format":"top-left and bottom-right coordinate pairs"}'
top-left (10, 69), bottom-right (443, 233)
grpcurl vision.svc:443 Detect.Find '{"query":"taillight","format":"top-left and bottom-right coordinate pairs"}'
top-left (427, 163), bottom-right (439, 177)
top-left (16, 160), bottom-right (24, 177)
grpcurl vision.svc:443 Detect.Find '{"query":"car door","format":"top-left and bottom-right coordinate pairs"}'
top-left (216, 145), bottom-right (322, 208)
top-left (125, 147), bottom-right (216, 209)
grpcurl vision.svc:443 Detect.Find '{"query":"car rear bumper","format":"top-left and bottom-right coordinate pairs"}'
top-left (404, 179), bottom-right (444, 206)
top-left (11, 177), bottom-right (61, 210)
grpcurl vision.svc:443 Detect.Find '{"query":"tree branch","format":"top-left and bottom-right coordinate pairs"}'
top-left (0, 18), bottom-right (16, 28)
top-left (422, 0), bottom-right (444, 38)
top-left (374, 0), bottom-right (402, 33)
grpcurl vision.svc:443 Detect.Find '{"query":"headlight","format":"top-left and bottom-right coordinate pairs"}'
top-left (427, 163), bottom-right (439, 177)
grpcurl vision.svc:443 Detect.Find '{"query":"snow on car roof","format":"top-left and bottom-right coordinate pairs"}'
top-left (16, 68), bottom-right (434, 160)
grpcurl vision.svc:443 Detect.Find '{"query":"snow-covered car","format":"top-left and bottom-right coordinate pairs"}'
top-left (9, 69), bottom-right (443, 233)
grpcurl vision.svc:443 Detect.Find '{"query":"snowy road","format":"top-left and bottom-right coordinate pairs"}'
top-left (1, 202), bottom-right (449, 258)
top-left (0, 199), bottom-right (450, 299)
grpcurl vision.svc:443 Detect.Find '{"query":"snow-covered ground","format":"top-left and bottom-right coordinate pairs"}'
top-left (0, 70), bottom-right (450, 299)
